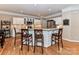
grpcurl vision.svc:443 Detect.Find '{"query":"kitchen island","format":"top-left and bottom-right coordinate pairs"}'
top-left (29, 28), bottom-right (58, 47)
top-left (12, 28), bottom-right (58, 47)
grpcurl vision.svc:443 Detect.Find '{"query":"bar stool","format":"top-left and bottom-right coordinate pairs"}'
top-left (34, 29), bottom-right (44, 54)
top-left (51, 28), bottom-right (63, 50)
top-left (14, 27), bottom-right (21, 46)
top-left (21, 29), bottom-right (33, 51)
top-left (0, 30), bottom-right (5, 48)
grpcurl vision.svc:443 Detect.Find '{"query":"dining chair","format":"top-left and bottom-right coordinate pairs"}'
top-left (21, 29), bottom-right (33, 51)
top-left (34, 29), bottom-right (44, 54)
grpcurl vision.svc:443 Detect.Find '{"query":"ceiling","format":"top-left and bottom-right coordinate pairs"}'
top-left (0, 4), bottom-right (76, 17)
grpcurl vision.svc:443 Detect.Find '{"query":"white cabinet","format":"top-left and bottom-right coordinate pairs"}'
top-left (13, 17), bottom-right (24, 24)
top-left (34, 19), bottom-right (42, 28)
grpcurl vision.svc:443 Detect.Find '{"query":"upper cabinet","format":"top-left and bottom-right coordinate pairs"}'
top-left (34, 19), bottom-right (42, 29)
top-left (25, 18), bottom-right (34, 29)
top-left (25, 18), bottom-right (34, 25)
top-left (34, 19), bottom-right (41, 25)
top-left (13, 17), bottom-right (24, 24)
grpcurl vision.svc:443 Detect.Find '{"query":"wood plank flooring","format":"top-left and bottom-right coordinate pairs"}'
top-left (0, 37), bottom-right (79, 55)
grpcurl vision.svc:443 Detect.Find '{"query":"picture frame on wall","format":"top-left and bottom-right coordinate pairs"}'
top-left (63, 19), bottom-right (69, 26)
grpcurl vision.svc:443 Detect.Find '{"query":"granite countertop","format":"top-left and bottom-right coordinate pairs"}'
top-left (29, 28), bottom-right (58, 31)
top-left (43, 28), bottom-right (58, 30)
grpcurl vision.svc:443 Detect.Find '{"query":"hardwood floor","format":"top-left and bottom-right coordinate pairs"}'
top-left (0, 37), bottom-right (79, 55)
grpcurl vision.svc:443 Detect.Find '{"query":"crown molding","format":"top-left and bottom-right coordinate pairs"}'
top-left (0, 10), bottom-right (39, 18)
top-left (44, 12), bottom-right (62, 19)
top-left (62, 5), bottom-right (79, 13)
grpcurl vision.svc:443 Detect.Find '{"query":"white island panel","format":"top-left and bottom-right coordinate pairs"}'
top-left (29, 29), bottom-right (57, 47)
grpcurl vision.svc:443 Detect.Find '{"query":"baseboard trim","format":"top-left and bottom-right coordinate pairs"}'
top-left (63, 38), bottom-right (79, 42)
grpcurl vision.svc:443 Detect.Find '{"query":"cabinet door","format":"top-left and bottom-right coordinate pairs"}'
top-left (13, 17), bottom-right (24, 24)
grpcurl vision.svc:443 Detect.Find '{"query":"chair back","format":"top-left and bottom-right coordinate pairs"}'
top-left (58, 28), bottom-right (63, 36)
top-left (21, 29), bottom-right (29, 38)
top-left (34, 29), bottom-right (43, 39)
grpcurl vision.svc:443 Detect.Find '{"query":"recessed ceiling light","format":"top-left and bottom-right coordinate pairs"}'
top-left (48, 8), bottom-right (51, 11)
top-left (20, 10), bottom-right (24, 13)
top-left (34, 4), bottom-right (37, 7)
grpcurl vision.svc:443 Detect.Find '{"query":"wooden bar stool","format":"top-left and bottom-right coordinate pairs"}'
top-left (34, 29), bottom-right (44, 54)
top-left (14, 28), bottom-right (21, 46)
top-left (51, 28), bottom-right (63, 50)
top-left (21, 29), bottom-right (33, 51)
top-left (0, 30), bottom-right (5, 48)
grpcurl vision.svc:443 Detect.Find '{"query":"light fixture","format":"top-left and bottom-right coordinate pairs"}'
top-left (57, 25), bottom-right (63, 29)
top-left (34, 4), bottom-right (37, 7)
top-left (20, 10), bottom-right (24, 13)
top-left (48, 8), bottom-right (51, 11)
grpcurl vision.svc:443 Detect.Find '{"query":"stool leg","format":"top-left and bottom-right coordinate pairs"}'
top-left (31, 37), bottom-right (33, 47)
top-left (42, 39), bottom-right (44, 54)
top-left (14, 36), bottom-right (16, 46)
top-left (33, 40), bottom-right (36, 53)
top-left (60, 36), bottom-right (63, 48)
top-left (1, 36), bottom-right (3, 48)
top-left (21, 42), bottom-right (23, 50)
top-left (21, 36), bottom-right (23, 50)
top-left (32, 40), bottom-right (33, 47)
top-left (55, 36), bottom-right (56, 44)
top-left (1, 43), bottom-right (3, 48)
top-left (51, 36), bottom-right (53, 46)
top-left (28, 38), bottom-right (29, 51)
top-left (57, 37), bottom-right (60, 50)
top-left (2, 35), bottom-right (5, 48)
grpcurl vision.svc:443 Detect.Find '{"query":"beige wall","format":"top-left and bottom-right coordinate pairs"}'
top-left (71, 12), bottom-right (79, 40)
top-left (62, 12), bottom-right (72, 39)
top-left (62, 11), bottom-right (79, 41)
